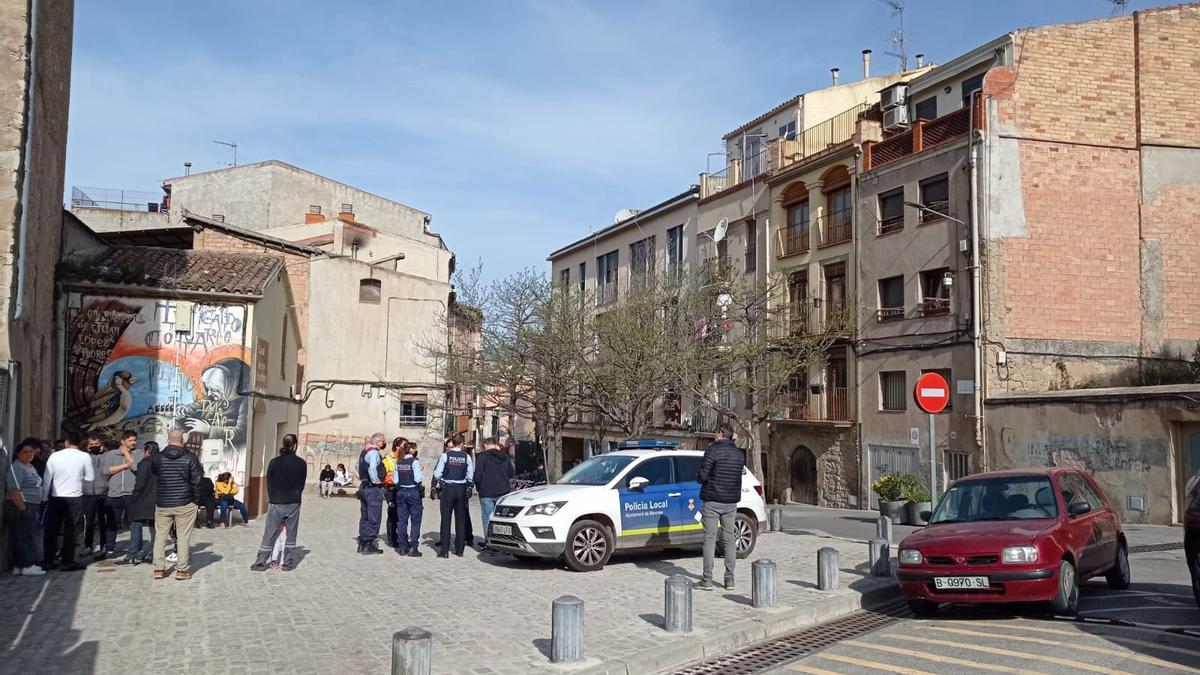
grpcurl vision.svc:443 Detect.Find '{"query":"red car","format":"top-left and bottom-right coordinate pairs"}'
top-left (897, 468), bottom-right (1129, 616)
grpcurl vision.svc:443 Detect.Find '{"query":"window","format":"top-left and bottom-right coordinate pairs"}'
top-left (919, 174), bottom-right (950, 222)
top-left (947, 451), bottom-right (970, 481)
top-left (823, 262), bottom-right (847, 319)
top-left (961, 73), bottom-right (985, 108)
top-left (921, 368), bottom-right (953, 411)
top-left (914, 97), bottom-right (938, 121)
top-left (919, 268), bottom-right (952, 315)
top-left (744, 220), bottom-right (757, 274)
top-left (211, 214), bottom-right (225, 223)
top-left (824, 185), bottom-right (852, 245)
top-left (673, 456), bottom-right (703, 485)
top-left (878, 189), bottom-right (904, 234)
top-left (627, 457), bottom-right (674, 487)
top-left (788, 272), bottom-right (809, 335)
top-left (596, 250), bottom-right (618, 305)
top-left (666, 224), bottom-right (684, 275)
top-left (399, 395), bottom-right (428, 426)
top-left (560, 267), bottom-right (571, 289)
top-left (932, 475), bottom-right (1058, 523)
top-left (280, 316), bottom-right (288, 378)
top-left (578, 262), bottom-right (586, 293)
top-left (786, 201), bottom-right (811, 254)
top-left (877, 275), bottom-right (905, 321)
top-left (359, 278), bottom-right (381, 304)
top-left (778, 120), bottom-right (797, 141)
top-left (630, 236), bottom-right (655, 287)
top-left (744, 133), bottom-right (764, 179)
top-left (880, 371), bottom-right (907, 411)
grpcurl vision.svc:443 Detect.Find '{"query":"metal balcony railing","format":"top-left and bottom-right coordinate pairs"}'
top-left (816, 210), bottom-right (852, 247)
top-left (776, 226), bottom-right (810, 257)
top-left (921, 297), bottom-right (951, 316)
top-left (770, 103), bottom-right (868, 174)
top-left (919, 200), bottom-right (951, 223)
top-left (878, 215), bottom-right (904, 236)
top-left (777, 388), bottom-right (851, 422)
top-left (877, 307), bottom-right (905, 322)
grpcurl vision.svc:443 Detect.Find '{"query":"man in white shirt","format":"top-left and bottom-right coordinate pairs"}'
top-left (42, 431), bottom-right (94, 571)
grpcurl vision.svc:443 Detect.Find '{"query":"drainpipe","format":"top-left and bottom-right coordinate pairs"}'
top-left (14, 0), bottom-right (40, 320)
top-left (968, 93), bottom-right (986, 470)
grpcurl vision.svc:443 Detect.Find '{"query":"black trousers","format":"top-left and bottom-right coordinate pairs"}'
top-left (439, 484), bottom-right (467, 555)
top-left (198, 498), bottom-right (218, 525)
top-left (385, 487), bottom-right (399, 546)
top-left (43, 496), bottom-right (83, 568)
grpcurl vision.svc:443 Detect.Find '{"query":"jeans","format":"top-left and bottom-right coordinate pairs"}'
top-left (480, 497), bottom-right (497, 542)
top-left (253, 503), bottom-right (301, 566)
top-left (81, 494), bottom-right (104, 549)
top-left (126, 520), bottom-right (154, 561)
top-left (107, 494), bottom-right (132, 533)
top-left (701, 501), bottom-right (738, 582)
top-left (218, 498), bottom-right (249, 525)
top-left (15, 507), bottom-right (41, 568)
top-left (43, 496), bottom-right (83, 568)
top-left (319, 480), bottom-right (333, 497)
top-left (154, 503), bottom-right (198, 572)
top-left (358, 485), bottom-right (384, 541)
top-left (394, 487), bottom-right (423, 550)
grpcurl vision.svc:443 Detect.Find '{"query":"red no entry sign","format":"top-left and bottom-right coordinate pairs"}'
top-left (914, 372), bottom-right (950, 414)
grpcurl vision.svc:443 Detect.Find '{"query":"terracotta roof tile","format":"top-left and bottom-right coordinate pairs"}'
top-left (61, 245), bottom-right (283, 297)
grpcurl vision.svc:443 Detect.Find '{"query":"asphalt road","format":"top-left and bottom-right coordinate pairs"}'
top-left (762, 507), bottom-right (1200, 674)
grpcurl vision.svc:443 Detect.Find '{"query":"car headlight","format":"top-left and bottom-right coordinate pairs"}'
top-left (899, 549), bottom-right (923, 566)
top-left (526, 501), bottom-right (567, 516)
top-left (1002, 546), bottom-right (1038, 564)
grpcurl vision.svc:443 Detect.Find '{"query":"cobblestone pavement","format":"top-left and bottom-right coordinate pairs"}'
top-left (0, 491), bottom-right (886, 675)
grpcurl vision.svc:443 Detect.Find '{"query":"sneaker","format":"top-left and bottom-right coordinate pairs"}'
top-left (166, 552), bottom-right (178, 563)
top-left (153, 570), bottom-right (170, 580)
top-left (175, 571), bottom-right (192, 581)
top-left (724, 576), bottom-right (735, 590)
top-left (694, 579), bottom-right (715, 591)
top-left (250, 563), bottom-right (268, 572)
top-left (22, 566), bottom-right (46, 576)
top-left (113, 558), bottom-right (139, 566)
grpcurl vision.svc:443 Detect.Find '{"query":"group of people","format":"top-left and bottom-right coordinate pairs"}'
top-left (5, 426), bottom-right (308, 579)
top-left (352, 433), bottom-right (515, 558)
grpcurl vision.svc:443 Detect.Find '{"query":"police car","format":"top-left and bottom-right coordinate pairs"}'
top-left (487, 440), bottom-right (768, 572)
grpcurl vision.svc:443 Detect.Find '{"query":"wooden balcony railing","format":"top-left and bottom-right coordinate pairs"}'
top-left (864, 97), bottom-right (984, 171)
top-left (776, 226), bottom-right (810, 258)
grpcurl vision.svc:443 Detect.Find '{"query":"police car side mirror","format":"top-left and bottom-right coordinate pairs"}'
top-left (628, 476), bottom-right (649, 492)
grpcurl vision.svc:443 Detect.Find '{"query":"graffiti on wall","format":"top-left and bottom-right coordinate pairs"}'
top-left (62, 296), bottom-right (251, 482)
top-left (300, 433), bottom-right (368, 481)
top-left (1000, 428), bottom-right (1167, 475)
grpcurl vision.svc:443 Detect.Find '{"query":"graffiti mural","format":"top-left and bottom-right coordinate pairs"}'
top-left (62, 295), bottom-right (251, 482)
top-left (300, 433), bottom-right (368, 481)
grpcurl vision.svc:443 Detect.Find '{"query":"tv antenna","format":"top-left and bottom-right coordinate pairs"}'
top-left (213, 139), bottom-right (238, 167)
top-left (1108, 0), bottom-right (1128, 15)
top-left (880, 0), bottom-right (907, 71)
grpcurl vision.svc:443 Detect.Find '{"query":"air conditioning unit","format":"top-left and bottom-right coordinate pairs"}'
top-left (882, 106), bottom-right (910, 132)
top-left (881, 84), bottom-right (908, 110)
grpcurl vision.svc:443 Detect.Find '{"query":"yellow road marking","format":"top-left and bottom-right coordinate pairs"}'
top-left (786, 662), bottom-right (840, 675)
top-left (968, 620), bottom-right (1200, 659)
top-left (901, 635), bottom-right (1131, 674)
top-left (818, 653), bottom-right (932, 674)
top-left (928, 626), bottom-right (1191, 672)
top-left (842, 639), bottom-right (1045, 673)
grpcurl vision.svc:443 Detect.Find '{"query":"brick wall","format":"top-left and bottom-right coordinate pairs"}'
top-left (193, 228), bottom-right (311, 370)
top-left (1138, 4), bottom-right (1200, 148)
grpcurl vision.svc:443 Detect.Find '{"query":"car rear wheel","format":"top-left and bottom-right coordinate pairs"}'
top-left (1050, 559), bottom-right (1080, 615)
top-left (907, 598), bottom-right (939, 617)
top-left (1105, 543), bottom-right (1131, 590)
top-left (564, 519), bottom-right (613, 572)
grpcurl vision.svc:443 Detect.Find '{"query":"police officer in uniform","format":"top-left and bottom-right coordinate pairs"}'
top-left (356, 433), bottom-right (388, 554)
top-left (393, 442), bottom-right (424, 557)
top-left (433, 434), bottom-right (474, 558)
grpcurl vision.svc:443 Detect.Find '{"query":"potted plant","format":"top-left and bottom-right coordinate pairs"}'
top-left (906, 487), bottom-right (932, 526)
top-left (872, 475), bottom-right (907, 523)
top-left (892, 473), bottom-right (923, 524)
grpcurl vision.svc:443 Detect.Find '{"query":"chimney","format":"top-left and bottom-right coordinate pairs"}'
top-left (916, 53), bottom-right (925, 68)
top-left (862, 49), bottom-right (872, 79)
top-left (183, 161), bottom-right (192, 176)
top-left (338, 202), bottom-right (355, 222)
top-left (305, 204), bottom-right (324, 224)
top-left (831, 67), bottom-right (840, 86)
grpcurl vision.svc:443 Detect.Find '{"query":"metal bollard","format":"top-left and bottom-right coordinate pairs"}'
top-left (768, 508), bottom-right (783, 532)
top-left (551, 595), bottom-right (585, 663)
top-left (876, 516), bottom-right (893, 544)
top-left (817, 547), bottom-right (840, 591)
top-left (869, 538), bottom-right (890, 577)
top-left (391, 627), bottom-right (432, 675)
top-left (664, 574), bottom-right (693, 632)
top-left (751, 559), bottom-right (777, 608)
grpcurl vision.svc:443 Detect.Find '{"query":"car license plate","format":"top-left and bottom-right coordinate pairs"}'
top-left (934, 576), bottom-right (989, 590)
top-left (492, 523), bottom-right (513, 536)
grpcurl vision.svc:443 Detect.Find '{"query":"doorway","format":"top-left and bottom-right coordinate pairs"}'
top-left (791, 445), bottom-right (818, 505)
top-left (1177, 423), bottom-right (1200, 521)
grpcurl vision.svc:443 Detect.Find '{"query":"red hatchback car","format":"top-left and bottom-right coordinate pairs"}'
top-left (897, 468), bottom-right (1129, 616)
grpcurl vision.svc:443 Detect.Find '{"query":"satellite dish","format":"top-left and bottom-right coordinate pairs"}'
top-left (713, 217), bottom-right (729, 242)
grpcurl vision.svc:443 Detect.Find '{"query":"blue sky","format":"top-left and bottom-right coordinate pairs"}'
top-left (66, 0), bottom-right (1159, 281)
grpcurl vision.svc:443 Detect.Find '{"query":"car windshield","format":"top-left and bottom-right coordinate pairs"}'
top-left (556, 455), bottom-right (636, 486)
top-left (930, 475), bottom-right (1058, 524)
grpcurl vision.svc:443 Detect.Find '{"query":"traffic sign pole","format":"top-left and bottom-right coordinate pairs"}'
top-left (913, 372), bottom-right (950, 504)
top-left (929, 413), bottom-right (936, 503)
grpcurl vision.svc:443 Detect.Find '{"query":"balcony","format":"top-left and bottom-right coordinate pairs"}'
top-left (777, 387), bottom-right (852, 423)
top-left (685, 407), bottom-right (721, 434)
top-left (787, 300), bottom-right (812, 336)
top-left (770, 103), bottom-right (868, 175)
top-left (921, 297), bottom-right (951, 316)
top-left (877, 307), bottom-right (905, 322)
top-left (71, 186), bottom-right (167, 213)
top-left (878, 214), bottom-right (904, 236)
top-left (919, 200), bottom-right (951, 223)
top-left (864, 97), bottom-right (984, 171)
top-left (816, 210), bottom-right (852, 247)
top-left (776, 226), bottom-right (810, 258)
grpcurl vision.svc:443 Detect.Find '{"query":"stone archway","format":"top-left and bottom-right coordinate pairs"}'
top-left (791, 445), bottom-right (818, 505)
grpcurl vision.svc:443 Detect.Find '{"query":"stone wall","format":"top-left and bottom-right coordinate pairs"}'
top-left (768, 423), bottom-right (858, 508)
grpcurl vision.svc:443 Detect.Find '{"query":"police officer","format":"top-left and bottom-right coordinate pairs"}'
top-left (393, 441), bottom-right (424, 557)
top-left (356, 433), bottom-right (388, 554)
top-left (384, 437), bottom-right (404, 548)
top-left (433, 434), bottom-right (474, 558)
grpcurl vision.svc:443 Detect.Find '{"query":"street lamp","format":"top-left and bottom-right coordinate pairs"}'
top-left (903, 201), bottom-right (965, 226)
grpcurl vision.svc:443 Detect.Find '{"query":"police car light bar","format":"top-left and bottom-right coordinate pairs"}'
top-left (617, 439), bottom-right (680, 450)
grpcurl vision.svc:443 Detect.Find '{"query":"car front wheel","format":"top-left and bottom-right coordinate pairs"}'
top-left (1105, 543), bottom-right (1131, 590)
top-left (564, 519), bottom-right (613, 572)
top-left (733, 513), bottom-right (757, 559)
top-left (1051, 559), bottom-right (1080, 615)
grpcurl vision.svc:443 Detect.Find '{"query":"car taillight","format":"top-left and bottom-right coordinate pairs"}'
top-left (753, 485), bottom-right (763, 496)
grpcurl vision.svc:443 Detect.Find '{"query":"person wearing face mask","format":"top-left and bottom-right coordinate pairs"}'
top-left (355, 433), bottom-right (388, 554)
top-left (7, 438), bottom-right (45, 575)
top-left (80, 435), bottom-right (110, 559)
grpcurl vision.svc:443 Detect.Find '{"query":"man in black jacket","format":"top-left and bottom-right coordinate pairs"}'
top-left (695, 424), bottom-right (744, 591)
top-left (473, 437), bottom-right (515, 551)
top-left (151, 429), bottom-right (203, 580)
top-left (251, 434), bottom-right (308, 571)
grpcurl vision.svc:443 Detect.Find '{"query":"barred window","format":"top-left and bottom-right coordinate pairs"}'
top-left (880, 371), bottom-right (907, 411)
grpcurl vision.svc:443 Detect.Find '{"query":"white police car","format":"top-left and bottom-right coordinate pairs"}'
top-left (487, 440), bottom-right (768, 572)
